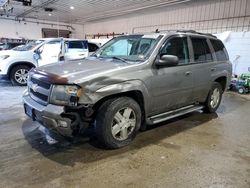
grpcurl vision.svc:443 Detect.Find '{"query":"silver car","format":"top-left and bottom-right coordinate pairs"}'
top-left (23, 30), bottom-right (232, 149)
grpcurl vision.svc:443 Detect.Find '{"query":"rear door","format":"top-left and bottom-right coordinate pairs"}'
top-left (189, 37), bottom-right (214, 102)
top-left (150, 36), bottom-right (194, 114)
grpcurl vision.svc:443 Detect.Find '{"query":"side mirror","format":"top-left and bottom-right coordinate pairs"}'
top-left (155, 55), bottom-right (179, 67)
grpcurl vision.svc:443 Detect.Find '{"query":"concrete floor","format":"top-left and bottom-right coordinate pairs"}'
top-left (0, 80), bottom-right (250, 188)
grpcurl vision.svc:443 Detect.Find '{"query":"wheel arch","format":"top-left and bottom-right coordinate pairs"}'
top-left (214, 76), bottom-right (227, 92)
top-left (7, 62), bottom-right (35, 78)
top-left (92, 90), bottom-right (146, 120)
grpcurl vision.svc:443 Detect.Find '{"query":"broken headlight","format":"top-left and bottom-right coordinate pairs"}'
top-left (49, 85), bottom-right (82, 106)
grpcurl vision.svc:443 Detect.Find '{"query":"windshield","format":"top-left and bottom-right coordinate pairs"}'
top-left (13, 40), bottom-right (44, 51)
top-left (94, 35), bottom-right (162, 62)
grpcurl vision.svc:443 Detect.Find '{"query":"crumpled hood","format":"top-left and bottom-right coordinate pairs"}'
top-left (36, 57), bottom-right (132, 83)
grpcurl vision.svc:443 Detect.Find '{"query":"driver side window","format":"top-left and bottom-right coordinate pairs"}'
top-left (160, 37), bottom-right (190, 64)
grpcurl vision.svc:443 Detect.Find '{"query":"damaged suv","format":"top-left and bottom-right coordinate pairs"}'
top-left (23, 30), bottom-right (232, 149)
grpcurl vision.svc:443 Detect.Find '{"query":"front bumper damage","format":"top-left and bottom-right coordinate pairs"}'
top-left (23, 94), bottom-right (80, 137)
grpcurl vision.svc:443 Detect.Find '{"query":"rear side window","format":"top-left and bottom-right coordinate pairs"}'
top-left (68, 41), bottom-right (83, 49)
top-left (88, 43), bottom-right (99, 52)
top-left (191, 38), bottom-right (213, 63)
top-left (68, 41), bottom-right (88, 49)
top-left (210, 39), bottom-right (228, 61)
top-left (160, 37), bottom-right (190, 64)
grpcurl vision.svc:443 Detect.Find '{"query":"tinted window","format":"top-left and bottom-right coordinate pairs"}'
top-left (68, 41), bottom-right (83, 49)
top-left (88, 43), bottom-right (99, 52)
top-left (160, 37), bottom-right (190, 64)
top-left (210, 39), bottom-right (228, 61)
top-left (191, 38), bottom-right (212, 62)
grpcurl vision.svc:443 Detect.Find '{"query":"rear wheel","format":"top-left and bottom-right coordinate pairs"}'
top-left (238, 87), bottom-right (246, 94)
top-left (10, 65), bottom-right (31, 86)
top-left (204, 82), bottom-right (223, 113)
top-left (95, 97), bottom-right (141, 149)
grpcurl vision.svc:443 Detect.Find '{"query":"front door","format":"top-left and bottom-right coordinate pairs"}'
top-left (150, 36), bottom-right (194, 114)
top-left (37, 39), bottom-right (63, 66)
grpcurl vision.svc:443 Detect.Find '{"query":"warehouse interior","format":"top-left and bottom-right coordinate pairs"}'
top-left (0, 0), bottom-right (250, 187)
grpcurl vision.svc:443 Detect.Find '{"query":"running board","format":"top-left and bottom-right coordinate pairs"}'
top-left (147, 105), bottom-right (204, 124)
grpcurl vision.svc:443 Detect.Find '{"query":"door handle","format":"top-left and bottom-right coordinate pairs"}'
top-left (185, 71), bottom-right (192, 76)
top-left (211, 67), bottom-right (216, 72)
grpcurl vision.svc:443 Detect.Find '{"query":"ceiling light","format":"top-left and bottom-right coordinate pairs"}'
top-left (70, 6), bottom-right (74, 10)
top-left (48, 13), bottom-right (52, 16)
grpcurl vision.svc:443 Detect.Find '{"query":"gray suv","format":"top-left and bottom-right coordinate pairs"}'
top-left (23, 30), bottom-right (232, 149)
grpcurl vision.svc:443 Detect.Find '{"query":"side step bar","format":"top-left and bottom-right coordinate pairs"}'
top-left (147, 105), bottom-right (204, 124)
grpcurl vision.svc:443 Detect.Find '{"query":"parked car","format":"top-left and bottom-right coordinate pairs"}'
top-left (23, 30), bottom-right (232, 149)
top-left (0, 38), bottom-right (99, 86)
top-left (230, 73), bottom-right (250, 94)
top-left (0, 42), bottom-right (25, 51)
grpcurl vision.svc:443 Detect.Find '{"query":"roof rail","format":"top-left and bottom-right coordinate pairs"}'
top-left (176, 30), bottom-right (217, 38)
top-left (153, 29), bottom-right (217, 38)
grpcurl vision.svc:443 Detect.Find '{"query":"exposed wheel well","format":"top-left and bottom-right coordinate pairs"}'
top-left (93, 90), bottom-right (145, 119)
top-left (8, 62), bottom-right (35, 78)
top-left (214, 76), bottom-right (227, 92)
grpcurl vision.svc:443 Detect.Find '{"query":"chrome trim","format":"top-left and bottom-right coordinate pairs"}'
top-left (27, 76), bottom-right (52, 105)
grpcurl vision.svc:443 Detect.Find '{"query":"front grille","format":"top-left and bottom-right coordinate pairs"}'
top-left (28, 76), bottom-right (52, 105)
top-left (31, 77), bottom-right (51, 89)
top-left (30, 88), bottom-right (48, 102)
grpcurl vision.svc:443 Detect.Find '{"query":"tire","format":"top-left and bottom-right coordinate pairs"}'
top-left (204, 82), bottom-right (223, 113)
top-left (95, 97), bottom-right (141, 149)
top-left (238, 87), bottom-right (246, 94)
top-left (10, 65), bottom-right (31, 86)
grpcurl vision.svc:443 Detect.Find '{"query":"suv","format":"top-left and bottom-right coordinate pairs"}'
top-left (0, 38), bottom-right (99, 86)
top-left (23, 31), bottom-right (232, 149)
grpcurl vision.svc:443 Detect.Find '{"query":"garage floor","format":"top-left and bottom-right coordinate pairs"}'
top-left (0, 81), bottom-right (250, 188)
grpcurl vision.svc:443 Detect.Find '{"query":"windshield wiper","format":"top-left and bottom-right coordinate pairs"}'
top-left (91, 53), bottom-right (97, 57)
top-left (110, 56), bottom-right (128, 63)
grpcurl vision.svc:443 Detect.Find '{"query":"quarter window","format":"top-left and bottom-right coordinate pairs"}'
top-left (191, 38), bottom-right (213, 63)
top-left (160, 37), bottom-right (190, 64)
top-left (88, 43), bottom-right (99, 52)
top-left (210, 39), bottom-right (228, 61)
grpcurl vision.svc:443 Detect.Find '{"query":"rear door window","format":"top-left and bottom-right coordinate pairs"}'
top-left (160, 37), bottom-right (190, 64)
top-left (67, 41), bottom-right (87, 52)
top-left (68, 41), bottom-right (83, 49)
top-left (191, 38), bottom-right (213, 63)
top-left (210, 39), bottom-right (229, 61)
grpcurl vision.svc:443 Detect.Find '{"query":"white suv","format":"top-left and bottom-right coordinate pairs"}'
top-left (0, 38), bottom-right (99, 86)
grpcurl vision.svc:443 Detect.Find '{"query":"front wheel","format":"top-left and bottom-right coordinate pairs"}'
top-left (95, 97), bottom-right (141, 149)
top-left (204, 82), bottom-right (223, 113)
top-left (10, 65), bottom-right (31, 86)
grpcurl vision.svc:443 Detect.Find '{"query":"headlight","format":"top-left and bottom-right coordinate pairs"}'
top-left (0, 55), bottom-right (10, 60)
top-left (49, 85), bottom-right (82, 106)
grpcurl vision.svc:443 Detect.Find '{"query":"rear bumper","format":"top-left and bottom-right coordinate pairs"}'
top-left (23, 93), bottom-right (74, 137)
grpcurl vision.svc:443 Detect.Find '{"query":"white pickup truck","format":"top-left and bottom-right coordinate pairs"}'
top-left (0, 38), bottom-right (100, 86)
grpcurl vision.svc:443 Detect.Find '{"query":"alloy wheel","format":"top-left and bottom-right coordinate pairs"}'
top-left (210, 88), bottom-right (220, 108)
top-left (111, 107), bottom-right (136, 141)
top-left (14, 69), bottom-right (28, 85)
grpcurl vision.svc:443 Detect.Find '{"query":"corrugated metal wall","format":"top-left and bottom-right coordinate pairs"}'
top-left (83, 0), bottom-right (250, 36)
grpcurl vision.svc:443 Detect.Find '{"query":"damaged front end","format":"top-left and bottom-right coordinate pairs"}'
top-left (23, 70), bottom-right (94, 138)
